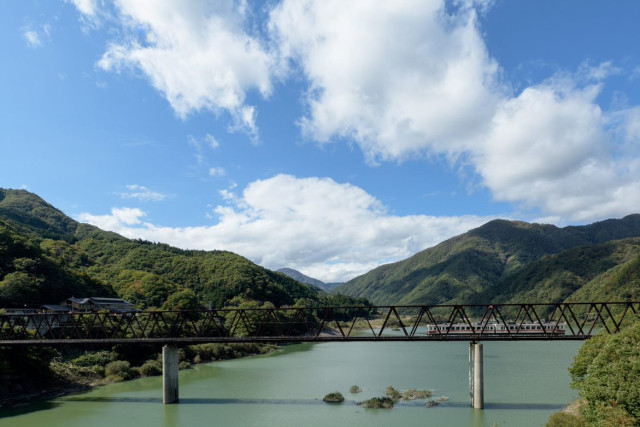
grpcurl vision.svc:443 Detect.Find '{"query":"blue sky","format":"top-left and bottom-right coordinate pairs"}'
top-left (2, 0), bottom-right (640, 282)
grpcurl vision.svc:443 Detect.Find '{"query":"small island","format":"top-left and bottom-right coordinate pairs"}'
top-left (323, 392), bottom-right (345, 403)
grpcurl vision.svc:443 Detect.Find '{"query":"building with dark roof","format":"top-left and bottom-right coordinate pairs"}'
top-left (63, 297), bottom-right (136, 312)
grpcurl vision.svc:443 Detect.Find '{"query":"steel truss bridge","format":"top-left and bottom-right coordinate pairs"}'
top-left (1, 301), bottom-right (638, 346)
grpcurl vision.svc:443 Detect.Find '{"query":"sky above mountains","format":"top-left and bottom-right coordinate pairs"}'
top-left (2, 0), bottom-right (640, 282)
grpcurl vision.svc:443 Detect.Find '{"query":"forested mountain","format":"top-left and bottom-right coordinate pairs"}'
top-left (0, 188), bottom-right (320, 309)
top-left (3, 188), bottom-right (639, 309)
top-left (277, 268), bottom-right (342, 292)
top-left (333, 216), bottom-right (640, 305)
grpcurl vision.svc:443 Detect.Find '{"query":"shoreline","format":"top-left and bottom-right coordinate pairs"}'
top-left (0, 343), bottom-right (281, 412)
top-left (0, 384), bottom-right (90, 411)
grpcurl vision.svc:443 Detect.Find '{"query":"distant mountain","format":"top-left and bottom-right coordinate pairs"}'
top-left (277, 268), bottom-right (342, 292)
top-left (333, 215), bottom-right (640, 305)
top-left (0, 188), bottom-right (321, 309)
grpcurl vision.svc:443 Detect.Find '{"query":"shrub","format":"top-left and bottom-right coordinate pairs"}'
top-left (139, 359), bottom-right (162, 377)
top-left (385, 386), bottom-right (402, 401)
top-left (178, 361), bottom-right (191, 370)
top-left (402, 388), bottom-right (432, 400)
top-left (349, 385), bottom-right (362, 393)
top-left (360, 397), bottom-right (394, 409)
top-left (72, 351), bottom-right (115, 367)
top-left (104, 360), bottom-right (133, 381)
top-left (323, 392), bottom-right (344, 403)
top-left (545, 412), bottom-right (589, 427)
top-left (184, 343), bottom-right (268, 363)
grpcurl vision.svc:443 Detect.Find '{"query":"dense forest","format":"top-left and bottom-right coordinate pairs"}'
top-left (334, 216), bottom-right (640, 306)
top-left (547, 316), bottom-right (640, 426)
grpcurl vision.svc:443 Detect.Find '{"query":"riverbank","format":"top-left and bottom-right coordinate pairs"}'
top-left (0, 342), bottom-right (278, 411)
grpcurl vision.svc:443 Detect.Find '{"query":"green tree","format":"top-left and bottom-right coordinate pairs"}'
top-left (162, 288), bottom-right (201, 311)
top-left (569, 318), bottom-right (640, 425)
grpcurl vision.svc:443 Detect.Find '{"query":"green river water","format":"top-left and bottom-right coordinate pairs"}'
top-left (0, 340), bottom-right (581, 427)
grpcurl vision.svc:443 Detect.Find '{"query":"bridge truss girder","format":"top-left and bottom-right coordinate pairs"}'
top-left (0, 302), bottom-right (638, 346)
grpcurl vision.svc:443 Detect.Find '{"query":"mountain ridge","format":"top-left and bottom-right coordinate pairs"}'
top-left (0, 188), bottom-right (322, 309)
top-left (276, 268), bottom-right (342, 292)
top-left (333, 214), bottom-right (640, 305)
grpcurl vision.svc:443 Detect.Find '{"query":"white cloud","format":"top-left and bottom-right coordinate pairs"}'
top-left (95, 0), bottom-right (274, 140)
top-left (77, 207), bottom-right (146, 230)
top-left (269, 2), bottom-right (640, 222)
top-left (77, 174), bottom-right (492, 282)
top-left (269, 0), bottom-right (502, 162)
top-left (208, 167), bottom-right (226, 177)
top-left (66, 1), bottom-right (640, 224)
top-left (472, 75), bottom-right (640, 222)
top-left (64, 0), bottom-right (103, 29)
top-left (203, 134), bottom-right (220, 149)
top-left (22, 30), bottom-right (41, 48)
top-left (65, 0), bottom-right (99, 17)
top-left (117, 185), bottom-right (168, 201)
top-left (22, 24), bottom-right (50, 49)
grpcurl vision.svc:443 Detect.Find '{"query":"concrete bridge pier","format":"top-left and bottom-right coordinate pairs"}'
top-left (163, 345), bottom-right (179, 404)
top-left (469, 342), bottom-right (484, 409)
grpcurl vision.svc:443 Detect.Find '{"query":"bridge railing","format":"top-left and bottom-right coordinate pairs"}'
top-left (0, 302), bottom-right (638, 345)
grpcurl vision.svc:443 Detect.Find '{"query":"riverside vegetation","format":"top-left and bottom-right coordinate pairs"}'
top-left (0, 342), bottom-right (276, 406)
top-left (546, 316), bottom-right (640, 427)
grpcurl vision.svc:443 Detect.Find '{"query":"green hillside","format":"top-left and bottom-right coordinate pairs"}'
top-left (2, 188), bottom-right (639, 309)
top-left (474, 238), bottom-right (640, 304)
top-left (0, 188), bottom-right (320, 309)
top-left (334, 216), bottom-right (640, 305)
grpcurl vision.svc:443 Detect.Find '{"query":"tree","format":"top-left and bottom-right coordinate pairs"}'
top-left (162, 289), bottom-right (201, 311)
top-left (569, 317), bottom-right (640, 425)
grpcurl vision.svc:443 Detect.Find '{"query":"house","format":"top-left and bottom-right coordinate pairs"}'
top-left (62, 297), bottom-right (136, 312)
top-left (41, 304), bottom-right (72, 314)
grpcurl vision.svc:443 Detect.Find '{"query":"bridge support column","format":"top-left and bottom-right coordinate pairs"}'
top-left (469, 342), bottom-right (484, 409)
top-left (163, 345), bottom-right (179, 404)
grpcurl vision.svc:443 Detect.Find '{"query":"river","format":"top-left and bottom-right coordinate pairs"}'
top-left (0, 340), bottom-right (581, 426)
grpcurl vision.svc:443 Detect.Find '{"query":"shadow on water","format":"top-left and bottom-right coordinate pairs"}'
top-left (446, 402), bottom-right (567, 411)
top-left (60, 395), bottom-right (566, 411)
top-left (0, 401), bottom-right (61, 419)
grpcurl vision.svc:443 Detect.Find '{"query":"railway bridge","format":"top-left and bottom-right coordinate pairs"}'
top-left (1, 301), bottom-right (638, 408)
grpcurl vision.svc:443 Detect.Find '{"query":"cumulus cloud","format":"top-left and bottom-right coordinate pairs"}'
top-left (269, 0), bottom-right (502, 162)
top-left (269, 1), bottom-right (640, 222)
top-left (77, 175), bottom-right (492, 282)
top-left (94, 0), bottom-right (273, 140)
top-left (471, 73), bottom-right (640, 222)
top-left (67, 1), bottom-right (640, 223)
top-left (77, 207), bottom-right (147, 229)
top-left (117, 185), bottom-right (168, 202)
